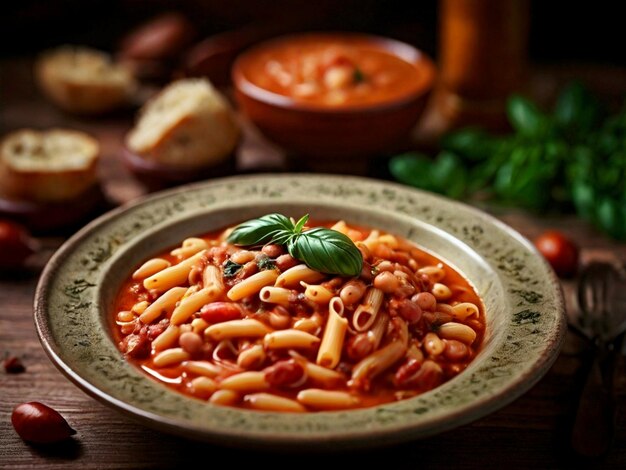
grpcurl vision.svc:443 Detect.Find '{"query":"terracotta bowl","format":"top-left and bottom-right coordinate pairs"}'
top-left (34, 174), bottom-right (565, 450)
top-left (232, 33), bottom-right (436, 170)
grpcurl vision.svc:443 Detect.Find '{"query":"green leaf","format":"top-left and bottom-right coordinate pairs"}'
top-left (389, 153), bottom-right (435, 189)
top-left (571, 181), bottom-right (596, 221)
top-left (441, 128), bottom-right (492, 162)
top-left (353, 68), bottom-right (365, 84)
top-left (597, 197), bottom-right (621, 237)
top-left (554, 81), bottom-right (603, 133)
top-left (227, 213), bottom-right (294, 246)
top-left (223, 259), bottom-right (242, 277)
top-left (430, 151), bottom-right (467, 198)
top-left (293, 214), bottom-right (309, 233)
top-left (507, 95), bottom-right (548, 137)
top-left (288, 228), bottom-right (363, 277)
top-left (256, 255), bottom-right (276, 271)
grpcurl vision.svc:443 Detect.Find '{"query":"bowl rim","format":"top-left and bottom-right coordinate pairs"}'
top-left (33, 174), bottom-right (565, 449)
top-left (232, 31), bottom-right (436, 115)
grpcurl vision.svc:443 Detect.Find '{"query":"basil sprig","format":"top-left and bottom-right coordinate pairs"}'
top-left (227, 213), bottom-right (363, 277)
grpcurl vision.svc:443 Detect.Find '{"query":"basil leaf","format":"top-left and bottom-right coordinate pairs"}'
top-left (293, 214), bottom-right (309, 233)
top-left (441, 128), bottom-right (492, 162)
top-left (507, 95), bottom-right (548, 137)
top-left (389, 153), bottom-right (436, 189)
top-left (227, 213), bottom-right (294, 246)
top-left (223, 259), bottom-right (243, 277)
top-left (554, 81), bottom-right (603, 133)
top-left (288, 228), bottom-right (362, 277)
top-left (430, 151), bottom-right (467, 199)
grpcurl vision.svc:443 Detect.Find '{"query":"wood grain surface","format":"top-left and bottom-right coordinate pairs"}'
top-left (1, 59), bottom-right (626, 469)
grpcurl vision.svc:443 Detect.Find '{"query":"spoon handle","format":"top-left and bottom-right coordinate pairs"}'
top-left (571, 347), bottom-right (615, 457)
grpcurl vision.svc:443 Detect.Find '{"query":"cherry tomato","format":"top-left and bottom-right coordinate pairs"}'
top-left (0, 219), bottom-right (38, 269)
top-left (534, 230), bottom-right (579, 278)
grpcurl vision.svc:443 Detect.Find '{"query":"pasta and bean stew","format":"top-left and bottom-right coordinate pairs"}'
top-left (113, 215), bottom-right (485, 412)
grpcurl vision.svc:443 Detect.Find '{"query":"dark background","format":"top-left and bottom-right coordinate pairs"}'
top-left (1, 0), bottom-right (623, 66)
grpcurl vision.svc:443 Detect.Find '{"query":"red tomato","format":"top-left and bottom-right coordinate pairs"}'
top-left (534, 230), bottom-right (579, 278)
top-left (0, 219), bottom-right (38, 269)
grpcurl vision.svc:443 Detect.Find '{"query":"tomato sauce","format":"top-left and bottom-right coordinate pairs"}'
top-left (236, 34), bottom-right (429, 108)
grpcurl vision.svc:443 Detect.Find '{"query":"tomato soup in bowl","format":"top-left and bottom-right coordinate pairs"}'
top-left (232, 33), bottom-right (436, 166)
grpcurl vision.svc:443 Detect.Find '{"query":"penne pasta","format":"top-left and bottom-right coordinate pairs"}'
top-left (361, 229), bottom-right (380, 251)
top-left (237, 344), bottom-right (266, 370)
top-left (153, 347), bottom-right (190, 367)
top-left (189, 376), bottom-right (217, 396)
top-left (316, 297), bottom-right (347, 369)
top-left (244, 393), bottom-right (306, 412)
top-left (275, 264), bottom-right (325, 287)
top-left (218, 371), bottom-right (269, 392)
top-left (171, 237), bottom-right (209, 258)
top-left (131, 301), bottom-right (149, 315)
top-left (152, 325), bottom-right (180, 352)
top-left (132, 258), bottom-right (171, 280)
top-left (191, 318), bottom-right (209, 334)
top-left (143, 250), bottom-right (206, 291)
top-left (203, 264), bottom-right (225, 293)
top-left (296, 389), bottom-right (358, 410)
top-left (303, 361), bottom-right (346, 386)
top-left (369, 312), bottom-right (389, 350)
top-left (301, 282), bottom-right (334, 304)
top-left (352, 287), bottom-right (384, 332)
top-left (170, 286), bottom-right (221, 325)
top-left (293, 312), bottom-right (323, 334)
top-left (259, 286), bottom-right (292, 306)
top-left (264, 329), bottom-right (321, 350)
top-left (227, 269), bottom-right (279, 301)
top-left (329, 220), bottom-right (348, 234)
top-left (209, 389), bottom-right (239, 406)
top-left (351, 318), bottom-right (408, 388)
top-left (377, 234), bottom-right (399, 248)
top-left (183, 360), bottom-right (222, 378)
top-left (204, 319), bottom-right (271, 341)
top-left (139, 286), bottom-right (187, 324)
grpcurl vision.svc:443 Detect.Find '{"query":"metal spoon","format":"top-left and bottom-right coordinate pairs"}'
top-left (571, 261), bottom-right (626, 457)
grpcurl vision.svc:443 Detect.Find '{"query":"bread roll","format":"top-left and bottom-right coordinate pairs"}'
top-left (125, 78), bottom-right (239, 168)
top-left (36, 46), bottom-right (136, 114)
top-left (0, 129), bottom-right (99, 203)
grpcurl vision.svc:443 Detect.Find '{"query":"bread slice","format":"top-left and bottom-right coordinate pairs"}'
top-left (126, 78), bottom-right (240, 168)
top-left (0, 129), bottom-right (99, 203)
top-left (36, 46), bottom-right (136, 114)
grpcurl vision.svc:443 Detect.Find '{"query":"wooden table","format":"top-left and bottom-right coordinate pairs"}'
top-left (1, 59), bottom-right (626, 469)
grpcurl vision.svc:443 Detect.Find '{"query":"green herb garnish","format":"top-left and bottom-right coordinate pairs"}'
top-left (353, 68), bottom-right (365, 84)
top-left (223, 259), bottom-right (243, 277)
top-left (227, 214), bottom-right (363, 276)
top-left (390, 81), bottom-right (626, 239)
top-left (257, 255), bottom-right (276, 271)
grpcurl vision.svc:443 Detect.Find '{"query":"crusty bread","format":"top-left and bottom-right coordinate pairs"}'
top-left (36, 46), bottom-right (136, 114)
top-left (125, 78), bottom-right (239, 168)
top-left (0, 129), bottom-right (99, 203)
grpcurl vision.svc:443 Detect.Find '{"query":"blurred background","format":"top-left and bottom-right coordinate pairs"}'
top-left (1, 0), bottom-right (624, 67)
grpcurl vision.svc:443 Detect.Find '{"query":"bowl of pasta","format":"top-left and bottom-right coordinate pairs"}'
top-left (34, 174), bottom-right (565, 449)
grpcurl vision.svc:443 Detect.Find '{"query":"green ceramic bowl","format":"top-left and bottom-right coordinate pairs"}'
top-left (34, 174), bottom-right (565, 450)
